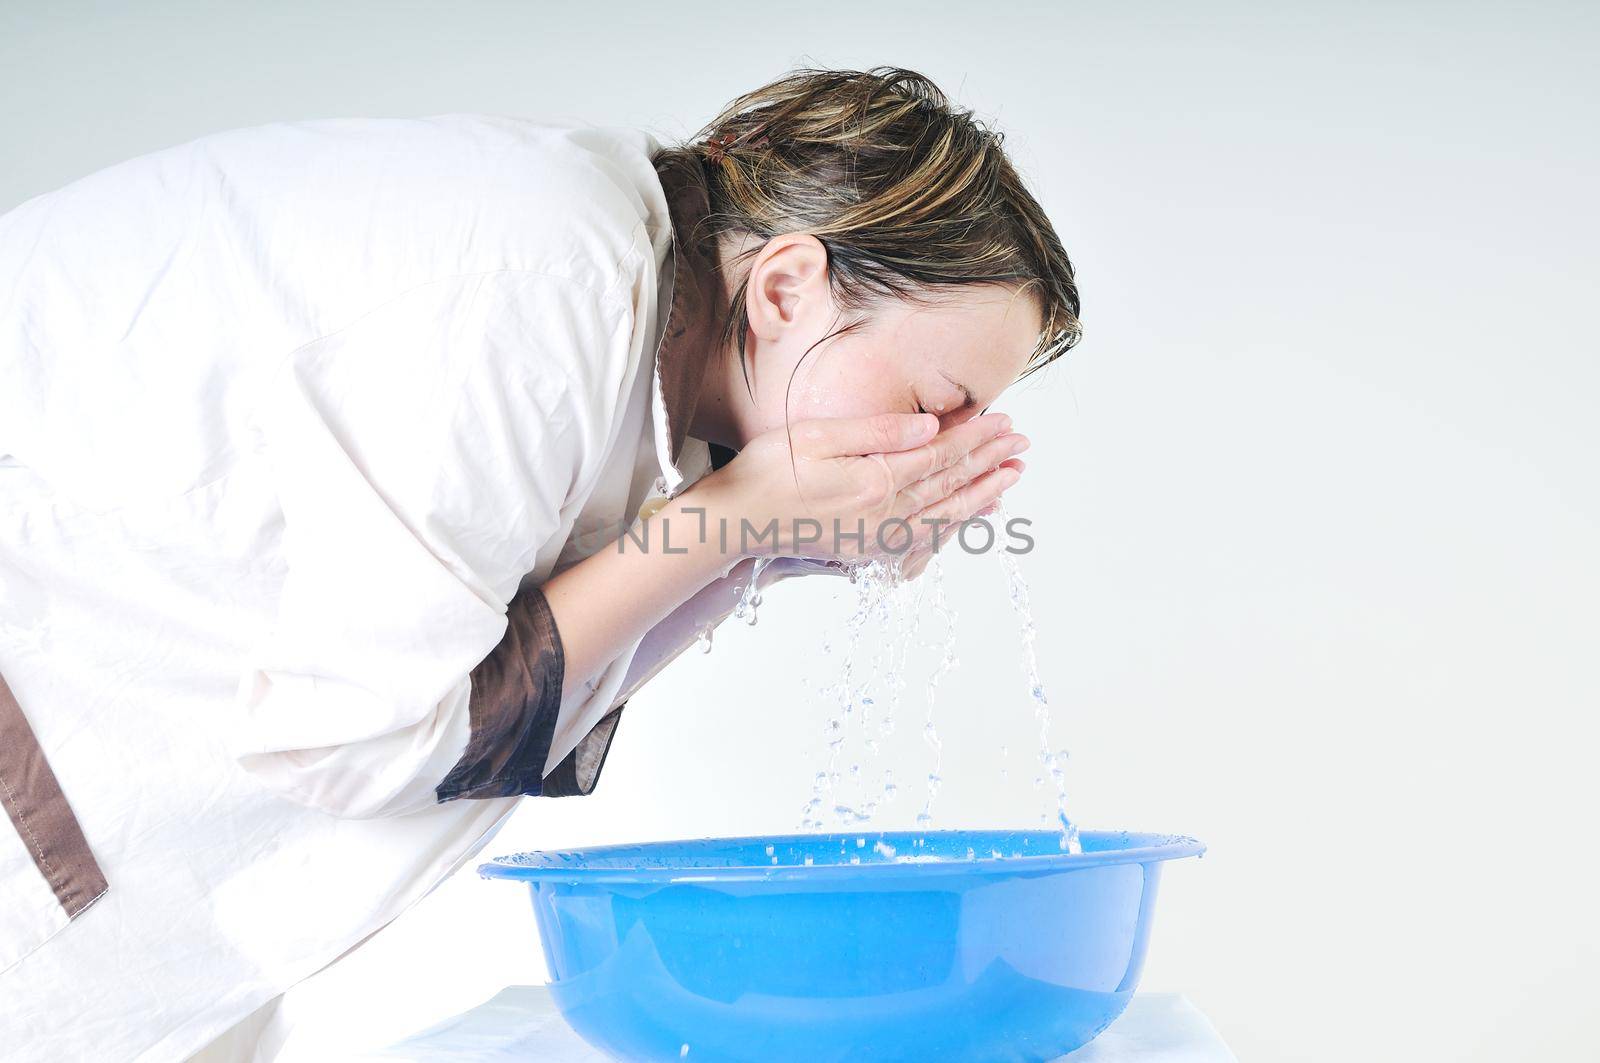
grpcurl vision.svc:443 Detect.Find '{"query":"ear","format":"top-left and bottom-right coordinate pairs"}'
top-left (743, 233), bottom-right (831, 341)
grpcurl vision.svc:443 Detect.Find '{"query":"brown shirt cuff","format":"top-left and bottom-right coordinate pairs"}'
top-left (434, 584), bottom-right (622, 802)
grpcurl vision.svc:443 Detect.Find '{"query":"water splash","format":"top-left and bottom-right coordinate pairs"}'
top-left (878, 568), bottom-right (923, 744)
top-left (799, 558), bottom-right (903, 829)
top-left (732, 556), bottom-right (775, 626)
top-left (793, 552), bottom-right (954, 830)
top-left (915, 552), bottom-right (958, 827)
top-left (793, 515), bottom-right (1080, 849)
top-left (994, 503), bottom-right (1081, 854)
top-left (862, 559), bottom-right (920, 824)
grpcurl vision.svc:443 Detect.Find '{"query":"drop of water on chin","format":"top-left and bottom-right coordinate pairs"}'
top-left (695, 625), bottom-right (714, 653)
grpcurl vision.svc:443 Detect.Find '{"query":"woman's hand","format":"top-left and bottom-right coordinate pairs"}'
top-left (546, 415), bottom-right (1024, 703)
top-left (690, 411), bottom-right (1028, 562)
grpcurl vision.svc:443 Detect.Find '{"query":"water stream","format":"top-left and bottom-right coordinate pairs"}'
top-left (781, 518), bottom-right (1081, 852)
top-left (994, 504), bottom-right (1081, 853)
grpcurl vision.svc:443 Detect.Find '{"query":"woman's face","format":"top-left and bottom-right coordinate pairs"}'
top-left (727, 233), bottom-right (1041, 443)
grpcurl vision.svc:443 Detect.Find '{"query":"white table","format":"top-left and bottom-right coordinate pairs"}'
top-left (362, 986), bottom-right (1236, 1062)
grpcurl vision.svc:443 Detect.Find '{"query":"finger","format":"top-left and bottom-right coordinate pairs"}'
top-left (911, 464), bottom-right (1022, 535)
top-left (881, 411), bottom-right (1014, 486)
top-left (931, 402), bottom-right (983, 436)
top-left (792, 413), bottom-right (939, 459)
top-left (897, 432), bottom-right (1028, 512)
top-left (899, 546), bottom-right (933, 580)
top-left (883, 534), bottom-right (932, 576)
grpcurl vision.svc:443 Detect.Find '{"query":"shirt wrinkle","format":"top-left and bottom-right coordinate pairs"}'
top-left (0, 115), bottom-right (687, 1060)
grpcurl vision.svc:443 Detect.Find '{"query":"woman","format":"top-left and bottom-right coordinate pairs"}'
top-left (0, 66), bottom-right (1079, 1059)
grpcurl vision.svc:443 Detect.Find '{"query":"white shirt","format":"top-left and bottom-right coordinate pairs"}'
top-left (0, 114), bottom-right (707, 1060)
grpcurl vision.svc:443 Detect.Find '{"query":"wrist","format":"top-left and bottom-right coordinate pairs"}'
top-left (655, 484), bottom-right (748, 578)
top-left (671, 471), bottom-right (766, 562)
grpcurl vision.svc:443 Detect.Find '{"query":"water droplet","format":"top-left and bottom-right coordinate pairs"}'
top-left (734, 558), bottom-right (773, 627)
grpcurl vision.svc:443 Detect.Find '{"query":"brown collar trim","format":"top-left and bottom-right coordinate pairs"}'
top-left (650, 152), bottom-right (725, 472)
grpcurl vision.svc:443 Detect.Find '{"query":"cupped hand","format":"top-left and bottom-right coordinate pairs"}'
top-left (694, 411), bottom-right (1028, 562)
top-left (892, 454), bottom-right (1024, 580)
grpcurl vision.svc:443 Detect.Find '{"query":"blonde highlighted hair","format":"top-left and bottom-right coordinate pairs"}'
top-left (653, 65), bottom-right (1082, 383)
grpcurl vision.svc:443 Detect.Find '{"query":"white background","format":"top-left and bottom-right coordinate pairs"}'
top-left (4, 3), bottom-right (1597, 1060)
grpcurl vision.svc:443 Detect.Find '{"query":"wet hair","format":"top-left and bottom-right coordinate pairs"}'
top-left (651, 65), bottom-right (1083, 390)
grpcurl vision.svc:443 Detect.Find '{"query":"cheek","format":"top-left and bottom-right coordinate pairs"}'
top-left (777, 349), bottom-right (906, 422)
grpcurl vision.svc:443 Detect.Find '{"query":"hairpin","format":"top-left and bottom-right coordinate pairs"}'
top-left (704, 132), bottom-right (737, 164)
top-left (704, 131), bottom-right (773, 164)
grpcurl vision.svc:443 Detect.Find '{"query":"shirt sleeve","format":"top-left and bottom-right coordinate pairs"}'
top-left (435, 583), bottom-right (626, 801)
top-left (229, 270), bottom-right (634, 819)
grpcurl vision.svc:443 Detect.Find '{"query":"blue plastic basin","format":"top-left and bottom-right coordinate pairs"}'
top-left (478, 829), bottom-right (1203, 1062)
